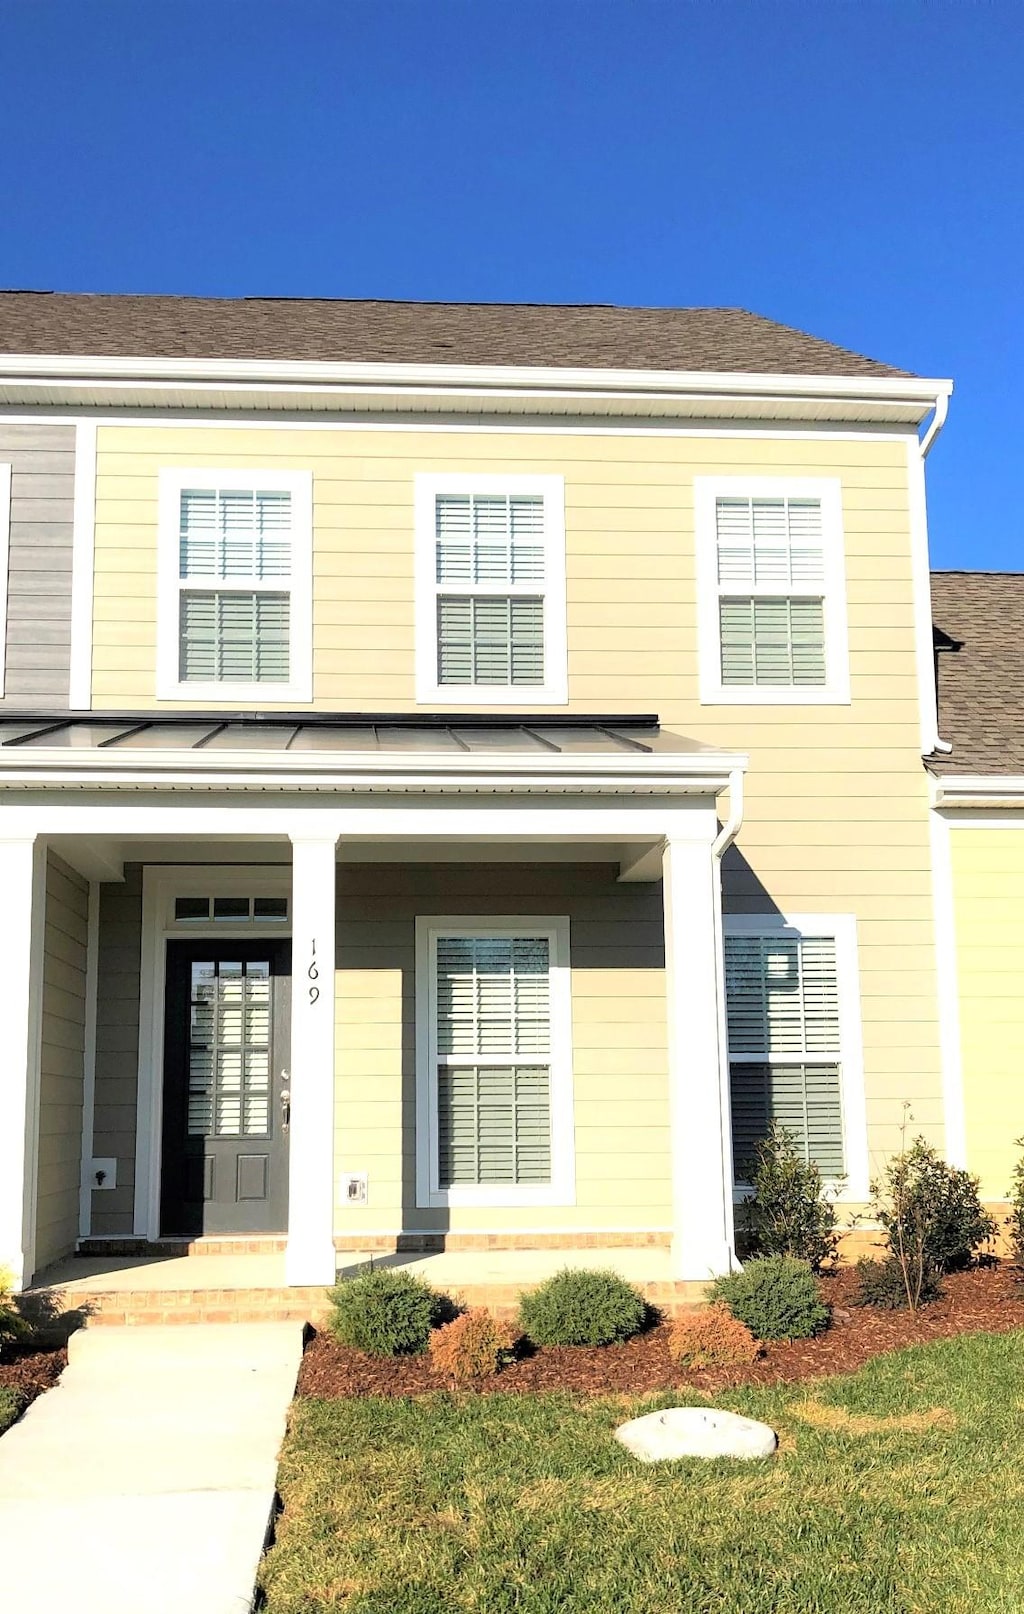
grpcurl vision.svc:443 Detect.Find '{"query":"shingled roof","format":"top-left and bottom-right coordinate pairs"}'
top-left (0, 291), bottom-right (911, 377)
top-left (931, 571), bottom-right (1024, 774)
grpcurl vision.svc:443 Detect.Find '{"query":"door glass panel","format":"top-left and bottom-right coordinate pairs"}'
top-left (187, 959), bottom-right (274, 1139)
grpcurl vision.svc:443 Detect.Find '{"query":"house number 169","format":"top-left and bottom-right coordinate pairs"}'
top-left (308, 938), bottom-right (320, 1004)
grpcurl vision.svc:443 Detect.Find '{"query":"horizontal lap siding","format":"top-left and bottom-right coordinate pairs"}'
top-left (1, 424), bottom-right (76, 707)
top-left (334, 863), bottom-right (670, 1235)
top-left (89, 865), bottom-right (143, 1235)
top-left (951, 829), bottom-right (1024, 1199)
top-left (90, 426), bottom-right (942, 1212)
top-left (35, 853), bottom-right (88, 1268)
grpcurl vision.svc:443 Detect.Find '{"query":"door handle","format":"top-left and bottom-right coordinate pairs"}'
top-left (280, 1072), bottom-right (291, 1132)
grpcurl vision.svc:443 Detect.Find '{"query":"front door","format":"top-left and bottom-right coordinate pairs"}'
top-left (161, 940), bottom-right (291, 1236)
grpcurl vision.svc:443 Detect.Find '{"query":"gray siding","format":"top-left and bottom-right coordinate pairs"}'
top-left (36, 852), bottom-right (88, 1269)
top-left (1, 422), bottom-right (76, 709)
top-left (90, 863), bottom-right (142, 1236)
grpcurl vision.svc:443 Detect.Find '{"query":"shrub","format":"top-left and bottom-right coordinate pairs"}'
top-left (518, 1268), bottom-right (647, 1348)
top-left (667, 1304), bottom-right (760, 1369)
top-left (0, 1266), bottom-right (26, 1350)
top-left (327, 1268), bottom-right (447, 1356)
top-left (1007, 1138), bottom-right (1024, 1267)
top-left (872, 1136), bottom-right (996, 1279)
top-left (429, 1308), bottom-right (518, 1381)
top-left (853, 1255), bottom-right (943, 1311)
top-left (738, 1123), bottom-right (839, 1274)
top-left (708, 1256), bottom-right (829, 1342)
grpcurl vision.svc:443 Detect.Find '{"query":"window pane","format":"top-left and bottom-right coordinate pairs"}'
top-left (437, 936), bottom-right (550, 1058)
top-left (179, 591), bottom-right (290, 684)
top-left (716, 496), bottom-right (824, 589)
top-left (435, 493), bottom-right (544, 585)
top-left (253, 896), bottom-right (289, 921)
top-left (719, 597), bottom-right (825, 687)
top-left (188, 959), bottom-right (275, 1139)
top-left (180, 488), bottom-right (291, 581)
top-left (438, 1064), bottom-right (552, 1186)
top-left (730, 1061), bottom-right (844, 1178)
top-left (175, 896), bottom-right (210, 922)
top-left (213, 896), bottom-right (250, 921)
top-left (725, 934), bottom-right (840, 1059)
top-left (437, 595), bottom-right (544, 686)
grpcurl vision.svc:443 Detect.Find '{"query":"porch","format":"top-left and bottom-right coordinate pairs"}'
top-left (0, 711), bottom-right (747, 1309)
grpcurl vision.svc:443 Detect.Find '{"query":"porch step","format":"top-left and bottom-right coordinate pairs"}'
top-left (77, 1237), bottom-right (287, 1259)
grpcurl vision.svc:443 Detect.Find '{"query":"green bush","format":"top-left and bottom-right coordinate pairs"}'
top-left (327, 1268), bottom-right (447, 1356)
top-left (0, 1265), bottom-right (27, 1350)
top-left (853, 1255), bottom-right (943, 1311)
top-left (708, 1256), bottom-right (829, 1342)
top-left (1007, 1138), bottom-right (1024, 1266)
top-left (739, 1123), bottom-right (839, 1274)
top-left (872, 1137), bottom-right (996, 1276)
top-left (518, 1268), bottom-right (647, 1348)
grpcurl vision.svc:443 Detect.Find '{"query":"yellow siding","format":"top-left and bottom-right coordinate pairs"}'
top-left (952, 827), bottom-right (1024, 1199)
top-left (90, 423), bottom-right (946, 1224)
top-left (334, 864), bottom-right (670, 1234)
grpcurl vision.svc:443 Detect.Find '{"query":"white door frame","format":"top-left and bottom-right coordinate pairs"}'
top-left (135, 864), bottom-right (292, 1240)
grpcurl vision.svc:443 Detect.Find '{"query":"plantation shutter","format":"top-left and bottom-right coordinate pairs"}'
top-left (716, 497), bottom-right (826, 688)
top-left (435, 936), bottom-right (552, 1186)
top-left (725, 933), bottom-right (844, 1178)
top-left (433, 492), bottom-right (546, 688)
top-left (177, 486), bottom-right (293, 685)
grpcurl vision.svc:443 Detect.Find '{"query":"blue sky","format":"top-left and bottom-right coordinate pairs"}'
top-left (0, 0), bottom-right (1020, 568)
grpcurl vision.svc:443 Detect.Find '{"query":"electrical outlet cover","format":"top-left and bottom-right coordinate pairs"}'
top-left (90, 1157), bottom-right (117, 1190)
top-left (340, 1172), bottom-right (368, 1205)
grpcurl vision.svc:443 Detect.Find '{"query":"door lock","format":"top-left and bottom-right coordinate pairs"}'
top-left (280, 1071), bottom-right (291, 1132)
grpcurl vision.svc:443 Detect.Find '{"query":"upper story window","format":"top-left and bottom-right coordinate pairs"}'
top-left (415, 474), bottom-right (568, 705)
top-left (695, 478), bottom-right (850, 705)
top-left (157, 469), bottom-right (313, 703)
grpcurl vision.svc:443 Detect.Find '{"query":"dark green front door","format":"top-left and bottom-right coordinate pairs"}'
top-left (161, 940), bottom-right (291, 1236)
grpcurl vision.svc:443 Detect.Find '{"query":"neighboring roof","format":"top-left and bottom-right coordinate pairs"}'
top-left (931, 571), bottom-right (1024, 774)
top-left (0, 291), bottom-right (912, 377)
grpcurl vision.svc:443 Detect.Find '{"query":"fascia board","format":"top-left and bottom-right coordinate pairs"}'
top-left (933, 775), bottom-right (1024, 807)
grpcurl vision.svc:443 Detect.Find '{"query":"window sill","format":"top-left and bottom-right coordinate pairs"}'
top-left (701, 685), bottom-right (851, 707)
top-left (415, 683), bottom-right (569, 707)
top-left (156, 679), bottom-right (313, 704)
top-left (418, 1184), bottom-right (576, 1210)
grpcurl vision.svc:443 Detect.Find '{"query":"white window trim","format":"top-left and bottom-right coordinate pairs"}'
top-left (414, 914), bottom-right (576, 1208)
top-left (695, 477), bottom-right (851, 706)
top-left (156, 467), bottom-right (313, 704)
top-left (724, 912), bottom-right (868, 1200)
top-left (414, 473), bottom-right (568, 706)
top-left (0, 463), bottom-right (11, 698)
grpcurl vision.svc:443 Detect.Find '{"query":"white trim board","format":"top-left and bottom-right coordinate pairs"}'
top-left (723, 911), bottom-right (869, 1200)
top-left (68, 422), bottom-right (97, 710)
top-left (0, 462), bottom-right (11, 698)
top-left (77, 879), bottom-right (101, 1238)
top-left (134, 864), bottom-right (292, 1240)
top-left (928, 811), bottom-right (968, 1166)
top-left (414, 915), bottom-right (576, 1210)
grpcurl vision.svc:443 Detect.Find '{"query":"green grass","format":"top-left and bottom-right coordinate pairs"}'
top-left (0, 1387), bottom-right (23, 1436)
top-left (260, 1330), bottom-right (1024, 1614)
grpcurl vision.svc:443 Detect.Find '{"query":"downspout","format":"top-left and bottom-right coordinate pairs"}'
top-left (921, 391), bottom-right (954, 751)
top-left (711, 767), bottom-right (744, 1268)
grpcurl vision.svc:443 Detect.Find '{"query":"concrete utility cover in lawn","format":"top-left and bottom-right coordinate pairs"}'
top-left (616, 1406), bottom-right (778, 1462)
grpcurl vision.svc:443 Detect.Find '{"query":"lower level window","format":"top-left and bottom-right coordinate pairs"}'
top-left (416, 919), bottom-right (573, 1206)
top-left (725, 927), bottom-right (847, 1180)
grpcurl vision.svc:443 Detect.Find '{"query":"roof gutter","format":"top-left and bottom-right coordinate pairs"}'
top-left (920, 389), bottom-right (949, 458)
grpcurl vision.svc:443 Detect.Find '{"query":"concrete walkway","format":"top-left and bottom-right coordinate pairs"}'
top-left (0, 1322), bottom-right (304, 1613)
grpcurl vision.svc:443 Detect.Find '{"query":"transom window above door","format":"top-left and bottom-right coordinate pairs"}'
top-left (415, 475), bottom-right (568, 704)
top-left (157, 469), bottom-right (313, 703)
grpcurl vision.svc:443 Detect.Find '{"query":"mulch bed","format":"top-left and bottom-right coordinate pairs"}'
top-left (0, 1344), bottom-right (67, 1411)
top-left (297, 1264), bottom-right (1024, 1400)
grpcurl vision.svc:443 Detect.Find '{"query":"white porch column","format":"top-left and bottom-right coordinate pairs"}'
top-left (0, 837), bottom-right (46, 1290)
top-left (286, 833), bottom-right (339, 1287)
top-left (663, 833), bottom-right (736, 1281)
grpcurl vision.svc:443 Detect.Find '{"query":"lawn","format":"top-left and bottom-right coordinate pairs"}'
top-left (260, 1329), bottom-right (1024, 1614)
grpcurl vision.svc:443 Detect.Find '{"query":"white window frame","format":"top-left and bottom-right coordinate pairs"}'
top-left (415, 915), bottom-right (575, 1208)
top-left (724, 913), bottom-right (868, 1199)
top-left (695, 477), bottom-right (850, 705)
top-left (156, 468), bottom-right (313, 704)
top-left (414, 473), bottom-right (568, 706)
top-left (0, 463), bottom-right (11, 698)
